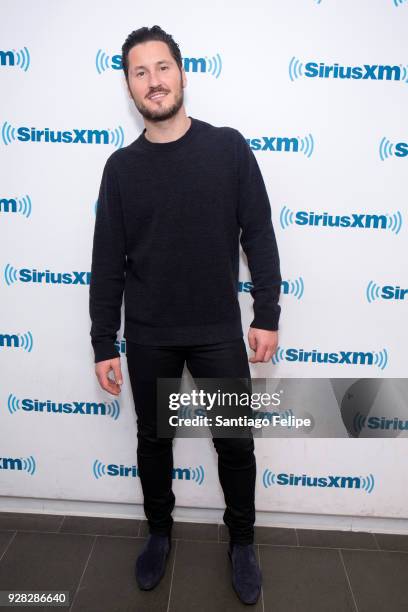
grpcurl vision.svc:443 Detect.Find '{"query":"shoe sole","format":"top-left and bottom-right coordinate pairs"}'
top-left (137, 539), bottom-right (172, 591)
top-left (228, 549), bottom-right (261, 605)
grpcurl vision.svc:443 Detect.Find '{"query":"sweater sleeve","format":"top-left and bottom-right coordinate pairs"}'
top-left (89, 156), bottom-right (126, 363)
top-left (235, 131), bottom-right (282, 331)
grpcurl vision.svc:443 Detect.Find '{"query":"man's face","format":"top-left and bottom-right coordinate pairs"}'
top-left (126, 40), bottom-right (186, 122)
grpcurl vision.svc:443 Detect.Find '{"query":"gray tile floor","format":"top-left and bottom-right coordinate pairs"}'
top-left (0, 511), bottom-right (407, 611)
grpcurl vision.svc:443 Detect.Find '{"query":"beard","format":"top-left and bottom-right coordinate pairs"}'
top-left (132, 76), bottom-right (184, 122)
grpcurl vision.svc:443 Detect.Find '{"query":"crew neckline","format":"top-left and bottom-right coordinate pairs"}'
top-left (138, 116), bottom-right (197, 151)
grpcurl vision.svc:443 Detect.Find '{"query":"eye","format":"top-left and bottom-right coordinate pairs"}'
top-left (136, 71), bottom-right (145, 78)
top-left (160, 65), bottom-right (168, 70)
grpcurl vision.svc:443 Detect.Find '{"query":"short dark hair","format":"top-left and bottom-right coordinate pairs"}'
top-left (122, 25), bottom-right (183, 82)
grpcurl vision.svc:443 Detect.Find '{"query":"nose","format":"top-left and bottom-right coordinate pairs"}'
top-left (147, 68), bottom-right (163, 91)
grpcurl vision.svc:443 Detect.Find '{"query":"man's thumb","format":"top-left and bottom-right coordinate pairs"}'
top-left (112, 361), bottom-right (123, 385)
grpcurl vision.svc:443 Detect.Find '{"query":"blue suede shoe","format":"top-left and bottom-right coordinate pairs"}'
top-left (135, 533), bottom-right (171, 590)
top-left (228, 542), bottom-right (262, 605)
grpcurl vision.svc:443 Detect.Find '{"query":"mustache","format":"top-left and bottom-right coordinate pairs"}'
top-left (146, 88), bottom-right (169, 98)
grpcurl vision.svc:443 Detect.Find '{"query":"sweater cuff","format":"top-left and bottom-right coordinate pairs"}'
top-left (250, 313), bottom-right (280, 332)
top-left (92, 341), bottom-right (120, 364)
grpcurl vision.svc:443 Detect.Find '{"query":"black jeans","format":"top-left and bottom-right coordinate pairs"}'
top-left (126, 337), bottom-right (256, 545)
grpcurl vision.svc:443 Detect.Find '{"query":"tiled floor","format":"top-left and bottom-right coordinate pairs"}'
top-left (0, 512), bottom-right (407, 611)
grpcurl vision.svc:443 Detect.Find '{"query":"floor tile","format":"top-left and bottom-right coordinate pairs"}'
top-left (0, 531), bottom-right (94, 612)
top-left (169, 539), bottom-right (262, 611)
top-left (341, 548), bottom-right (408, 612)
top-left (71, 535), bottom-right (173, 612)
top-left (260, 545), bottom-right (356, 612)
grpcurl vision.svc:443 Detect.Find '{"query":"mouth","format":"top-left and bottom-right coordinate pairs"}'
top-left (147, 91), bottom-right (168, 102)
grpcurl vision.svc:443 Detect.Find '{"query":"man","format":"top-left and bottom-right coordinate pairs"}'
top-left (89, 25), bottom-right (281, 605)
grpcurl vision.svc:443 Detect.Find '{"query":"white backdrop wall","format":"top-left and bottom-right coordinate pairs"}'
top-left (1, 0), bottom-right (407, 525)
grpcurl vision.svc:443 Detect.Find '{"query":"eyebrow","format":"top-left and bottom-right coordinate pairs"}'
top-left (132, 60), bottom-right (172, 70)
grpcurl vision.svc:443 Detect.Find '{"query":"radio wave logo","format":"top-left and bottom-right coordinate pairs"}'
top-left (1, 122), bottom-right (124, 149)
top-left (7, 394), bottom-right (21, 414)
top-left (4, 264), bottom-right (18, 285)
top-left (190, 465), bottom-right (205, 484)
top-left (366, 281), bottom-right (382, 303)
top-left (353, 412), bottom-right (367, 435)
top-left (109, 126), bottom-right (124, 148)
top-left (2, 121), bottom-right (16, 145)
top-left (93, 459), bottom-right (107, 479)
top-left (289, 56), bottom-right (304, 81)
top-left (272, 346), bottom-right (389, 369)
top-left (0, 332), bottom-right (34, 352)
top-left (22, 455), bottom-right (36, 475)
top-left (360, 474), bottom-right (375, 493)
top-left (203, 54), bottom-right (222, 78)
top-left (0, 47), bottom-right (30, 71)
top-left (379, 137), bottom-right (394, 160)
top-left (106, 400), bottom-right (120, 420)
top-left (282, 277), bottom-right (304, 299)
top-left (393, 0), bottom-right (407, 6)
top-left (0, 195), bottom-right (32, 217)
top-left (373, 349), bottom-right (388, 370)
top-left (299, 134), bottom-right (314, 158)
top-left (262, 469), bottom-right (375, 493)
top-left (95, 49), bottom-right (112, 74)
top-left (280, 205), bottom-right (294, 228)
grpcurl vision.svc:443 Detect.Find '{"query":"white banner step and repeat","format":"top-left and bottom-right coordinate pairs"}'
top-left (1, 0), bottom-right (407, 523)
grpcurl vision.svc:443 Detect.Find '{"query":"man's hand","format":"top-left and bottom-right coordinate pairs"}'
top-left (95, 357), bottom-right (123, 395)
top-left (248, 328), bottom-right (278, 363)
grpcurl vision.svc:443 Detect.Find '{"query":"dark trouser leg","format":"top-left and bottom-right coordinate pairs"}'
top-left (126, 341), bottom-right (186, 536)
top-left (186, 338), bottom-right (256, 545)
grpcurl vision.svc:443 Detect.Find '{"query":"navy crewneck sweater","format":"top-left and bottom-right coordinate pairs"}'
top-left (89, 117), bottom-right (281, 363)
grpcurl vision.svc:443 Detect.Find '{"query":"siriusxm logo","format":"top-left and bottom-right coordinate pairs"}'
top-left (353, 412), bottom-right (408, 434)
top-left (280, 206), bottom-right (403, 234)
top-left (366, 281), bottom-right (408, 302)
top-left (0, 195), bottom-right (32, 217)
top-left (0, 332), bottom-right (33, 352)
top-left (246, 134), bottom-right (314, 157)
top-left (0, 455), bottom-right (36, 474)
top-left (0, 48), bottom-right (30, 71)
top-left (263, 469), bottom-right (375, 493)
top-left (1, 122), bottom-right (124, 149)
top-left (379, 137), bottom-right (408, 160)
top-left (239, 278), bottom-right (304, 300)
top-left (272, 347), bottom-right (389, 370)
top-left (93, 460), bottom-right (205, 484)
top-left (4, 265), bottom-right (90, 286)
top-left (289, 57), bottom-right (408, 83)
top-left (96, 50), bottom-right (222, 78)
top-left (7, 394), bottom-right (120, 420)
